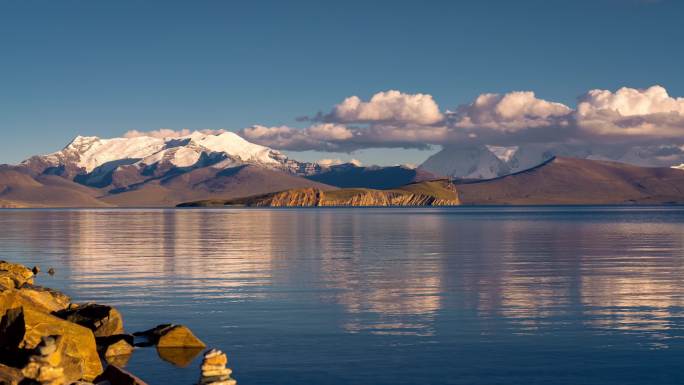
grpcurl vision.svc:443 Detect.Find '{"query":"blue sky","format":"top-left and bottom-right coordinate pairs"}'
top-left (1, 0), bottom-right (683, 165)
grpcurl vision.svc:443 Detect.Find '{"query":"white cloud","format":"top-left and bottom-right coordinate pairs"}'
top-left (239, 124), bottom-right (353, 151)
top-left (307, 123), bottom-right (354, 140)
top-left (235, 85), bottom-right (684, 160)
top-left (124, 128), bottom-right (226, 139)
top-left (451, 91), bottom-right (572, 133)
top-left (576, 85), bottom-right (684, 137)
top-left (332, 90), bottom-right (444, 125)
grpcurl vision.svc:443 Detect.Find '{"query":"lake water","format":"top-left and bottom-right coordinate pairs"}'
top-left (1, 207), bottom-right (684, 385)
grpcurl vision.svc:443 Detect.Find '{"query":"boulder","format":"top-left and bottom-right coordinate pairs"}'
top-left (17, 285), bottom-right (71, 313)
top-left (0, 306), bottom-right (103, 382)
top-left (0, 276), bottom-right (13, 292)
top-left (105, 340), bottom-right (133, 358)
top-left (0, 289), bottom-right (69, 317)
top-left (54, 304), bottom-right (123, 338)
top-left (0, 261), bottom-right (34, 289)
top-left (134, 324), bottom-right (205, 349)
top-left (94, 365), bottom-right (148, 385)
top-left (95, 334), bottom-right (134, 351)
top-left (103, 339), bottom-right (134, 367)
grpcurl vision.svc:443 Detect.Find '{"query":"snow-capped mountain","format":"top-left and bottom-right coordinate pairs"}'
top-left (20, 131), bottom-right (327, 185)
top-left (6, 130), bottom-right (444, 207)
top-left (420, 143), bottom-right (596, 179)
top-left (2, 131), bottom-right (339, 206)
top-left (420, 141), bottom-right (684, 180)
top-left (24, 131), bottom-right (285, 173)
top-left (420, 145), bottom-right (510, 179)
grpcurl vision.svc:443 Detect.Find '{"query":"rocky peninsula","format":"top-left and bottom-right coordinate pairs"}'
top-left (0, 261), bottom-right (235, 385)
top-left (178, 179), bottom-right (461, 207)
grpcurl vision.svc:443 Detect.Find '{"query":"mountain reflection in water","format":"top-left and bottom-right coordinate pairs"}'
top-left (1, 207), bottom-right (683, 385)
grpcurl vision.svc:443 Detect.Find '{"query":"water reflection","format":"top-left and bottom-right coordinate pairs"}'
top-left (314, 212), bottom-right (444, 336)
top-left (1, 208), bottom-right (684, 384)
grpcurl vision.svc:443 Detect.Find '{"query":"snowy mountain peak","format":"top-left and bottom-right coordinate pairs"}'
top-left (23, 130), bottom-right (288, 174)
top-left (486, 145), bottom-right (519, 163)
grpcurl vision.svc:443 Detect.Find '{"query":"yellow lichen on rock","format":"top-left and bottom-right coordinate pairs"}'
top-left (0, 288), bottom-right (70, 314)
top-left (54, 303), bottom-right (124, 337)
top-left (157, 325), bottom-right (206, 349)
top-left (0, 305), bottom-right (103, 382)
top-left (0, 261), bottom-right (35, 288)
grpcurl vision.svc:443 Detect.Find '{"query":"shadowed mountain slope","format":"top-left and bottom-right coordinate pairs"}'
top-left (102, 164), bottom-right (334, 207)
top-left (456, 157), bottom-right (684, 205)
top-left (0, 167), bottom-right (111, 207)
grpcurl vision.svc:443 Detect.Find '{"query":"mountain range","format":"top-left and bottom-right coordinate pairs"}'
top-left (0, 132), bottom-right (433, 207)
top-left (419, 143), bottom-right (684, 180)
top-left (1, 131), bottom-right (684, 207)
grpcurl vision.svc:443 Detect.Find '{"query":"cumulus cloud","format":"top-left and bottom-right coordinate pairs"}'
top-left (576, 85), bottom-right (684, 138)
top-left (451, 91), bottom-right (572, 133)
top-left (240, 122), bottom-right (445, 152)
top-left (123, 86), bottom-right (684, 166)
top-left (331, 90), bottom-right (444, 125)
top-left (239, 123), bottom-right (354, 151)
top-left (124, 128), bottom-right (226, 139)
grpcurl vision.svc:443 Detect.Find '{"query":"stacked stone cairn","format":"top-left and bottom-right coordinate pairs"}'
top-left (21, 336), bottom-right (66, 385)
top-left (198, 349), bottom-right (236, 385)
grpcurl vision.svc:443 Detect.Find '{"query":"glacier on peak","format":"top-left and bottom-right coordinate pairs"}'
top-left (485, 145), bottom-right (519, 163)
top-left (24, 131), bottom-right (284, 173)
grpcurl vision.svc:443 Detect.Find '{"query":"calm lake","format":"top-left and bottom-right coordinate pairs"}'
top-left (1, 207), bottom-right (684, 385)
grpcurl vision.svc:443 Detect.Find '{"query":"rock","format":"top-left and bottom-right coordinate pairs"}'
top-left (54, 304), bottom-right (123, 338)
top-left (0, 363), bottom-right (22, 385)
top-left (21, 335), bottom-right (67, 385)
top-left (104, 340), bottom-right (133, 358)
top-left (103, 339), bottom-right (134, 367)
top-left (0, 261), bottom-right (34, 289)
top-left (32, 266), bottom-right (41, 275)
top-left (156, 347), bottom-right (203, 367)
top-left (95, 334), bottom-right (134, 350)
top-left (197, 349), bottom-right (236, 385)
top-left (134, 324), bottom-right (205, 348)
top-left (47, 268), bottom-right (55, 276)
top-left (0, 288), bottom-right (69, 317)
top-left (0, 276), bottom-right (14, 291)
top-left (94, 365), bottom-right (147, 385)
top-left (18, 285), bottom-right (71, 313)
top-left (0, 306), bottom-right (103, 382)
top-left (157, 325), bottom-right (206, 349)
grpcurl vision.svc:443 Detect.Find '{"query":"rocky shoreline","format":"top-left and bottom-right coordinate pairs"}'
top-left (178, 179), bottom-right (461, 207)
top-left (0, 261), bottom-right (235, 385)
